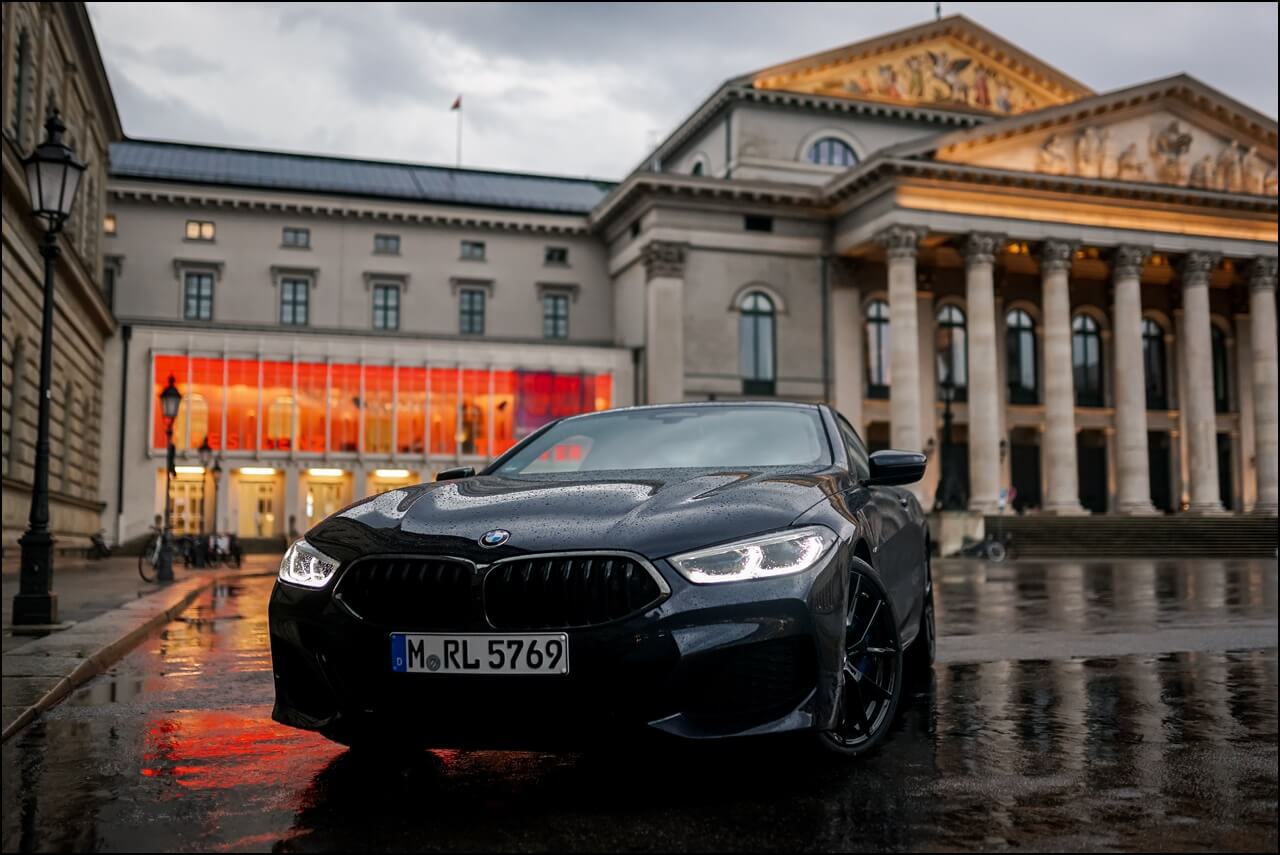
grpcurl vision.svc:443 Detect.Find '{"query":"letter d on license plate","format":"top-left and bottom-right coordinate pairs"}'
top-left (390, 633), bottom-right (569, 675)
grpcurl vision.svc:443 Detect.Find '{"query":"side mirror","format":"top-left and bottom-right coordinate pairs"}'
top-left (435, 466), bottom-right (475, 482)
top-left (867, 450), bottom-right (926, 486)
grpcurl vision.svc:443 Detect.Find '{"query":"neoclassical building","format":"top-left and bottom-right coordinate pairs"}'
top-left (2, 2), bottom-right (122, 554)
top-left (99, 14), bottom-right (1276, 546)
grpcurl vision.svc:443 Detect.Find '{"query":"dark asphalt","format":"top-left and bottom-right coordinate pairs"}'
top-left (2, 559), bottom-right (1276, 852)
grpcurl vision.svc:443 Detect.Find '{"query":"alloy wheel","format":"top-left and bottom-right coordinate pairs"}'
top-left (821, 567), bottom-right (902, 752)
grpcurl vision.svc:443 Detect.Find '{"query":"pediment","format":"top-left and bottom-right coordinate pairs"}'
top-left (749, 16), bottom-right (1090, 116)
top-left (932, 84), bottom-right (1278, 196)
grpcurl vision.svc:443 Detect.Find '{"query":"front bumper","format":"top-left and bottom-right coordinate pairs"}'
top-left (268, 545), bottom-right (849, 748)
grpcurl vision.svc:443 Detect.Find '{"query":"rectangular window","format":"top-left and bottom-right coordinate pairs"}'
top-left (282, 227), bottom-right (310, 248)
top-left (185, 220), bottom-right (215, 241)
top-left (429, 367), bottom-right (458, 456)
top-left (189, 357), bottom-right (225, 450)
top-left (374, 233), bottom-right (400, 254)
top-left (363, 365), bottom-right (394, 454)
top-left (262, 361), bottom-right (294, 451)
top-left (280, 277), bottom-right (310, 326)
top-left (104, 214), bottom-right (117, 236)
top-left (372, 284), bottom-right (400, 330)
top-left (225, 359), bottom-right (259, 451)
top-left (459, 289), bottom-right (485, 335)
top-left (544, 246), bottom-right (568, 265)
top-left (543, 294), bottom-right (569, 339)
top-left (460, 240), bottom-right (486, 261)
top-left (152, 355), bottom-right (189, 450)
top-left (328, 363), bottom-right (361, 453)
top-left (183, 272), bottom-right (214, 321)
top-left (395, 366), bottom-right (427, 455)
top-left (296, 362), bottom-right (327, 453)
top-left (460, 369), bottom-right (491, 457)
top-left (744, 214), bottom-right (773, 232)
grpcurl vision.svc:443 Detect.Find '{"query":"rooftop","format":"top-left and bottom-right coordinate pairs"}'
top-left (108, 139), bottom-right (616, 215)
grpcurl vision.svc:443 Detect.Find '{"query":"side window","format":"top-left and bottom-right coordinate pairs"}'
top-left (836, 414), bottom-right (870, 481)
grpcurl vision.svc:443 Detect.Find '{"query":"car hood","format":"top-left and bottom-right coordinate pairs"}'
top-left (306, 467), bottom-right (841, 563)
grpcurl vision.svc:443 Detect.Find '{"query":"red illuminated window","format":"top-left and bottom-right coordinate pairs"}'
top-left (329, 364), bottom-right (360, 453)
top-left (364, 365), bottom-right (394, 454)
top-left (396, 367), bottom-right (427, 455)
top-left (190, 357), bottom-right (225, 450)
top-left (492, 370), bottom-right (516, 455)
top-left (460, 369), bottom-right (490, 457)
top-left (296, 362), bottom-right (327, 453)
top-left (225, 359), bottom-right (259, 451)
top-left (153, 355), bottom-right (188, 449)
top-left (261, 361), bottom-right (294, 451)
top-left (430, 368), bottom-right (458, 456)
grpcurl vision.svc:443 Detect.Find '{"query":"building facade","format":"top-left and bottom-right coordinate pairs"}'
top-left (2, 2), bottom-right (121, 554)
top-left (101, 15), bottom-right (1277, 546)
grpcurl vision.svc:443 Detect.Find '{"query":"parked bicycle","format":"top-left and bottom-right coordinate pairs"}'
top-left (138, 526), bottom-right (165, 582)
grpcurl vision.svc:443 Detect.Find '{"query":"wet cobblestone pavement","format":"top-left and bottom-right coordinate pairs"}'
top-left (2, 559), bottom-right (1276, 852)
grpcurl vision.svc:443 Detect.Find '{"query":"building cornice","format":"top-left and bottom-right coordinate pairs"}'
top-left (589, 172), bottom-right (823, 232)
top-left (107, 181), bottom-right (594, 236)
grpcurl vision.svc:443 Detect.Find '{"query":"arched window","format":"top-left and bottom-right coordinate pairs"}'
top-left (865, 299), bottom-right (890, 399)
top-left (738, 291), bottom-right (775, 395)
top-left (1072, 314), bottom-right (1104, 407)
top-left (1006, 309), bottom-right (1037, 404)
top-left (936, 305), bottom-right (967, 402)
top-left (1142, 319), bottom-right (1167, 410)
top-left (690, 161), bottom-right (704, 176)
top-left (1211, 325), bottom-right (1230, 413)
top-left (806, 137), bottom-right (858, 168)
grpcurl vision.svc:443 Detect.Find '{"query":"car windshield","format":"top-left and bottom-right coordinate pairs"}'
top-left (494, 406), bottom-right (832, 474)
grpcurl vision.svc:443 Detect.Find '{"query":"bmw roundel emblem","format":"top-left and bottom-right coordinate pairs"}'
top-left (480, 529), bottom-right (510, 548)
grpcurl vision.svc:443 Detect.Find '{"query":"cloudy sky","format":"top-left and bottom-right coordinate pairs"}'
top-left (87, 1), bottom-right (1278, 180)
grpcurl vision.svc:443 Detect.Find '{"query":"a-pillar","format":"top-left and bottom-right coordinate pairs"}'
top-left (642, 241), bottom-right (686, 404)
top-left (1111, 245), bottom-right (1157, 513)
top-left (1179, 251), bottom-right (1223, 513)
top-left (1247, 257), bottom-right (1278, 514)
top-left (1040, 239), bottom-right (1087, 514)
top-left (964, 232), bottom-right (1004, 513)
top-left (876, 226), bottom-right (925, 463)
top-left (829, 257), bottom-right (864, 430)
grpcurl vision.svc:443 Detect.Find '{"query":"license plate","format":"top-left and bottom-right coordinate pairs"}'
top-left (390, 633), bottom-right (569, 675)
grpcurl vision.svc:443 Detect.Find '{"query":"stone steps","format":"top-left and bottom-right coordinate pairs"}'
top-left (984, 515), bottom-right (1278, 558)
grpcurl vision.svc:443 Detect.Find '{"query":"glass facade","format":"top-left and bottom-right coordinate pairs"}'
top-left (152, 355), bottom-right (613, 457)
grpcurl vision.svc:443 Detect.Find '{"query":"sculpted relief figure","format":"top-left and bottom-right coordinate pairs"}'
top-left (1241, 146), bottom-right (1268, 195)
top-left (1099, 130), bottom-right (1119, 179)
top-left (1036, 133), bottom-right (1070, 175)
top-left (1149, 120), bottom-right (1193, 185)
top-left (1189, 154), bottom-right (1214, 189)
top-left (1265, 165), bottom-right (1278, 197)
top-left (1116, 143), bottom-right (1146, 181)
top-left (1074, 127), bottom-right (1106, 178)
top-left (1215, 141), bottom-right (1242, 192)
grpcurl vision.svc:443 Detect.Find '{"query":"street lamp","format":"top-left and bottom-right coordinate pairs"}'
top-left (195, 436), bottom-right (213, 568)
top-left (157, 375), bottom-right (183, 582)
top-left (12, 110), bottom-right (87, 627)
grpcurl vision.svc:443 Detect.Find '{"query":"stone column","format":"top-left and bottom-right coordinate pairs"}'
top-left (964, 232), bottom-right (1004, 513)
top-left (876, 226), bottom-right (925, 457)
top-left (1111, 245), bottom-right (1156, 514)
top-left (1179, 251), bottom-right (1223, 513)
top-left (283, 463), bottom-right (301, 541)
top-left (829, 258), bottom-right (864, 430)
top-left (917, 289), bottom-right (938, 509)
top-left (1248, 257), bottom-right (1278, 514)
top-left (1040, 239), bottom-right (1086, 514)
top-left (642, 241), bottom-right (686, 405)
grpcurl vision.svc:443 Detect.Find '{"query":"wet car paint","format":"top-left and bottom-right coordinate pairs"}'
top-left (2, 559), bottom-right (1275, 853)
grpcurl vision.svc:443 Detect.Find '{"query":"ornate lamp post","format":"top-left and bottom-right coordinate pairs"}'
top-left (13, 110), bottom-right (87, 627)
top-left (195, 436), bottom-right (213, 568)
top-left (157, 376), bottom-right (183, 582)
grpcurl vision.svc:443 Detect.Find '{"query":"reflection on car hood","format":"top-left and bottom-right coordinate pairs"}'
top-left (306, 467), bottom-right (840, 562)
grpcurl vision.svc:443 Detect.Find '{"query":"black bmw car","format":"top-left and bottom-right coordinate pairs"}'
top-left (270, 401), bottom-right (933, 757)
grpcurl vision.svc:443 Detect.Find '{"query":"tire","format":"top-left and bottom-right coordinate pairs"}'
top-left (138, 537), bottom-right (158, 583)
top-left (904, 554), bottom-right (936, 681)
top-left (814, 557), bottom-right (904, 758)
top-left (986, 541), bottom-right (1007, 563)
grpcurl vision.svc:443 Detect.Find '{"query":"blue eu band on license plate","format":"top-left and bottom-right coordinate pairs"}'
top-left (390, 632), bottom-right (570, 675)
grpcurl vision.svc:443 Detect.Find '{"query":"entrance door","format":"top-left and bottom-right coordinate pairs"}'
top-left (1148, 431), bottom-right (1173, 512)
top-left (307, 481), bottom-right (347, 529)
top-left (1217, 433), bottom-right (1234, 511)
top-left (239, 482), bottom-right (277, 537)
top-left (170, 481), bottom-right (206, 534)
top-left (1077, 430), bottom-right (1107, 513)
top-left (1010, 442), bottom-right (1041, 511)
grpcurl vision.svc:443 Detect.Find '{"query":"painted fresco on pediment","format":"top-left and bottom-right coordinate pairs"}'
top-left (753, 38), bottom-right (1068, 115)
top-left (942, 110), bottom-right (1278, 196)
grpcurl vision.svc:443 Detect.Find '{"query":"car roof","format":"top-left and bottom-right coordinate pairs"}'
top-left (560, 400), bottom-right (826, 422)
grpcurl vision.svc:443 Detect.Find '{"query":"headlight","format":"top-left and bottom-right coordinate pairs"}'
top-left (278, 539), bottom-right (340, 588)
top-left (668, 525), bottom-right (836, 584)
